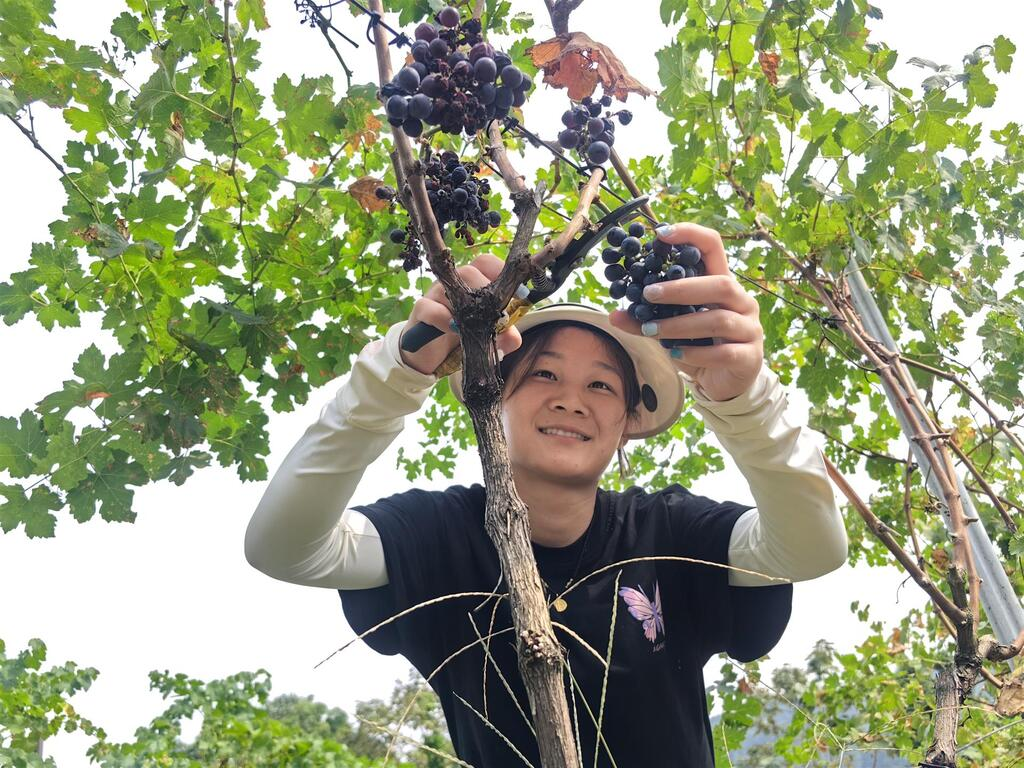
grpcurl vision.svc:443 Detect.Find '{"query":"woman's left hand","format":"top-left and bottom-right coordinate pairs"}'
top-left (608, 222), bottom-right (764, 402)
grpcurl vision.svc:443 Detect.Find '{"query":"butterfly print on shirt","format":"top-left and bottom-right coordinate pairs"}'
top-left (618, 581), bottom-right (665, 644)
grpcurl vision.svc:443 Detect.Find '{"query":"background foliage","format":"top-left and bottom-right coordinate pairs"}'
top-left (1, 0), bottom-right (1022, 763)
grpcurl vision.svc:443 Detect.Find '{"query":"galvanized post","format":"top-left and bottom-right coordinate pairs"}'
top-left (844, 255), bottom-right (1024, 649)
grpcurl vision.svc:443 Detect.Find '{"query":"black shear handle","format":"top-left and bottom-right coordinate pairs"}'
top-left (399, 321), bottom-right (446, 353)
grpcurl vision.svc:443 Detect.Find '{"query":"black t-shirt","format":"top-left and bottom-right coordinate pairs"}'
top-left (339, 483), bottom-right (792, 767)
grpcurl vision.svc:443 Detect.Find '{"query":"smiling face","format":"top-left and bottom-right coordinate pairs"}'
top-left (500, 325), bottom-right (641, 490)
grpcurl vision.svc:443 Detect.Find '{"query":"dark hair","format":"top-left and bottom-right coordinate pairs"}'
top-left (498, 320), bottom-right (641, 424)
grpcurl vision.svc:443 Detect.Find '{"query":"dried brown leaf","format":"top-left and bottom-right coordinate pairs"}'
top-left (348, 175), bottom-right (389, 213)
top-left (758, 50), bottom-right (780, 86)
top-left (526, 32), bottom-right (656, 102)
top-left (996, 665), bottom-right (1024, 716)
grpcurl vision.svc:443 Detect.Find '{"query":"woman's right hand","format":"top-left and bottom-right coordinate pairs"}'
top-left (399, 253), bottom-right (523, 376)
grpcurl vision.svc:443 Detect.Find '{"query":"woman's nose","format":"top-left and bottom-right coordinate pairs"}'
top-left (552, 400), bottom-right (586, 416)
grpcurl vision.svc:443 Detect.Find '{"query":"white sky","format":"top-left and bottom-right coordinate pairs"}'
top-left (1, 0), bottom-right (1021, 763)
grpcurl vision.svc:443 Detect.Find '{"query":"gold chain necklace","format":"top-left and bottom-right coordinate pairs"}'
top-left (541, 514), bottom-right (596, 613)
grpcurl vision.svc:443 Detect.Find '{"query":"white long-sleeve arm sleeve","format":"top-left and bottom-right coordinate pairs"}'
top-left (686, 363), bottom-right (849, 587)
top-left (243, 320), bottom-right (435, 589)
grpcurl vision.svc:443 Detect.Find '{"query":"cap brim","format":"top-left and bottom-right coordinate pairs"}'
top-left (448, 303), bottom-right (687, 439)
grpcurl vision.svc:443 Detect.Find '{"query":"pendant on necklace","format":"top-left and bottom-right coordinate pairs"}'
top-left (553, 597), bottom-right (568, 612)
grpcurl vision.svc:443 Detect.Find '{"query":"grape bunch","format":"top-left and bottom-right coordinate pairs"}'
top-left (380, 6), bottom-right (532, 138)
top-left (387, 150), bottom-right (502, 271)
top-left (600, 221), bottom-right (715, 348)
top-left (556, 92), bottom-right (633, 166)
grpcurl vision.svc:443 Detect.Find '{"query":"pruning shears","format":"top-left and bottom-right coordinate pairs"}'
top-left (399, 195), bottom-right (650, 379)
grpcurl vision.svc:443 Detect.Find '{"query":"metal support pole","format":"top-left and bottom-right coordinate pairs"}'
top-left (844, 255), bottom-right (1024, 647)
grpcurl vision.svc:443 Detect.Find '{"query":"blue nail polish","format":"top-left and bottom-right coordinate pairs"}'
top-left (670, 348), bottom-right (684, 359)
top-left (641, 321), bottom-right (658, 337)
top-left (655, 224), bottom-right (673, 237)
top-left (515, 283), bottom-right (530, 300)
top-left (449, 319), bottom-right (459, 333)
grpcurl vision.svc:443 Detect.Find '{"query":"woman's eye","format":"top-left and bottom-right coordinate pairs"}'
top-left (532, 369), bottom-right (555, 379)
top-left (592, 381), bottom-right (613, 391)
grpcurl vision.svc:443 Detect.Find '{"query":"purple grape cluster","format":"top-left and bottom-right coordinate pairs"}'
top-left (388, 150), bottom-right (501, 271)
top-left (380, 6), bottom-right (532, 138)
top-left (600, 221), bottom-right (715, 348)
top-left (557, 92), bottom-right (633, 166)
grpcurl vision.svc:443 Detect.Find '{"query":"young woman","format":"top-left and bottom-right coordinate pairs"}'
top-left (245, 224), bottom-right (848, 766)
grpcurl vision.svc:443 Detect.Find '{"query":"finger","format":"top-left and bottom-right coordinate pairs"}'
top-left (496, 324), bottom-right (522, 356)
top-left (610, 307), bottom-right (761, 344)
top-left (409, 295), bottom-right (460, 341)
top-left (425, 264), bottom-right (493, 308)
top-left (655, 223), bottom-right (727, 276)
top-left (468, 252), bottom-right (507, 282)
top-left (649, 335), bottom-right (762, 371)
top-left (642, 275), bottom-right (758, 315)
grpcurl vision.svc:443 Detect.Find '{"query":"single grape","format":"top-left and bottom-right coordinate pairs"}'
top-left (683, 265), bottom-right (699, 279)
top-left (609, 279), bottom-right (627, 299)
top-left (573, 107), bottom-right (590, 126)
top-left (478, 82), bottom-right (496, 104)
top-left (386, 95), bottom-right (409, 120)
top-left (389, 228), bottom-right (406, 243)
top-left (601, 247), bottom-right (621, 264)
top-left (644, 253), bottom-right (663, 271)
top-left (653, 239), bottom-right (671, 258)
top-left (626, 283), bottom-right (644, 302)
top-left (586, 140), bottom-right (610, 165)
top-left (411, 62), bottom-right (428, 78)
top-left (665, 264), bottom-right (685, 280)
top-left (402, 117), bottom-right (423, 137)
top-left (628, 221), bottom-right (645, 238)
top-left (620, 236), bottom-right (642, 256)
top-left (419, 74), bottom-right (444, 98)
top-left (512, 88), bottom-right (527, 107)
top-left (587, 117), bottom-right (605, 135)
top-left (561, 109), bottom-right (578, 128)
top-left (469, 42), bottom-right (495, 62)
top-left (628, 262), bottom-right (646, 281)
top-left (474, 56), bottom-right (497, 83)
top-left (635, 303), bottom-right (655, 322)
top-left (600, 94), bottom-right (612, 107)
top-left (487, 210), bottom-right (501, 226)
top-left (606, 226), bottom-right (627, 247)
top-left (428, 37), bottom-right (449, 59)
top-left (453, 60), bottom-right (472, 78)
top-left (411, 40), bottom-right (429, 62)
top-left (494, 52), bottom-right (512, 70)
top-left (495, 86), bottom-right (514, 109)
top-left (387, 116), bottom-right (404, 127)
top-left (599, 131), bottom-right (615, 147)
top-left (520, 76), bottom-right (533, 92)
top-left (453, 187), bottom-right (469, 205)
top-left (447, 50), bottom-right (468, 66)
top-left (375, 185), bottom-right (395, 200)
top-left (557, 129), bottom-right (580, 149)
top-left (408, 93), bottom-right (433, 120)
top-left (500, 65), bottom-right (523, 89)
top-left (642, 273), bottom-right (661, 286)
top-left (588, 101), bottom-right (602, 117)
top-left (618, 110), bottom-right (633, 125)
top-left (415, 22), bottom-right (437, 41)
top-left (450, 166), bottom-right (468, 184)
top-left (604, 263), bottom-right (627, 281)
top-left (438, 6), bottom-right (460, 27)
top-left (396, 66), bottom-right (420, 93)
top-left (675, 244), bottom-right (702, 267)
